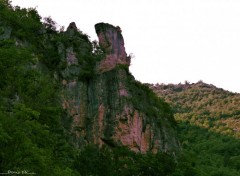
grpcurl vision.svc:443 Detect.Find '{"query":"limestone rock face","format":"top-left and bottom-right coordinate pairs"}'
top-left (61, 22), bottom-right (179, 154)
top-left (95, 23), bottom-right (130, 72)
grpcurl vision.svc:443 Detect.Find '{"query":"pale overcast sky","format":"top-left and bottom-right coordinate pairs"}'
top-left (11, 0), bottom-right (240, 93)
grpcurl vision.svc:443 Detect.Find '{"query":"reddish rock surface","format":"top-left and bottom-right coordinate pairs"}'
top-left (95, 23), bottom-right (130, 72)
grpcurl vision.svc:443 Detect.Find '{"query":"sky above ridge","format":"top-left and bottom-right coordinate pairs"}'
top-left (11, 0), bottom-right (240, 93)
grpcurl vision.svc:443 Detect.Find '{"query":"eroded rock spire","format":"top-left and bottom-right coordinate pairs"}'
top-left (95, 23), bottom-right (130, 72)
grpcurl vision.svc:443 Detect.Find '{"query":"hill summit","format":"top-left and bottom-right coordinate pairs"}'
top-left (149, 81), bottom-right (240, 138)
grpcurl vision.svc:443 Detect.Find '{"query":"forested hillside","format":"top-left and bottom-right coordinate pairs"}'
top-left (0, 0), bottom-right (78, 174)
top-left (150, 81), bottom-right (240, 176)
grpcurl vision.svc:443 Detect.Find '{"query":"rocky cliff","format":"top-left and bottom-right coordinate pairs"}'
top-left (61, 22), bottom-right (179, 153)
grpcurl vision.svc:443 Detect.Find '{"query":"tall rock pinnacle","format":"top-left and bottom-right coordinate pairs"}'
top-left (95, 23), bottom-right (130, 72)
top-left (61, 22), bottom-right (179, 154)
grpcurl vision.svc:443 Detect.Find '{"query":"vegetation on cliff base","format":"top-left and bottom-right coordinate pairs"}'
top-left (75, 145), bottom-right (175, 176)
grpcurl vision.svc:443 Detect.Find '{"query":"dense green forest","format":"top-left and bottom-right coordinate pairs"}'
top-left (150, 81), bottom-right (240, 176)
top-left (0, 1), bottom-right (76, 174)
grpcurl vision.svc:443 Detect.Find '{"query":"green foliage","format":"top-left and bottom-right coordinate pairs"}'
top-left (0, 2), bottom-right (42, 43)
top-left (151, 82), bottom-right (240, 176)
top-left (0, 2), bottom-right (77, 174)
top-left (78, 55), bottom-right (98, 81)
top-left (0, 47), bottom-right (30, 90)
top-left (0, 105), bottom-right (51, 174)
top-left (74, 145), bottom-right (176, 176)
top-left (0, 49), bottom-right (76, 174)
top-left (128, 79), bottom-right (175, 126)
top-left (171, 151), bottom-right (204, 176)
top-left (175, 122), bottom-right (240, 176)
top-left (151, 82), bottom-right (240, 137)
